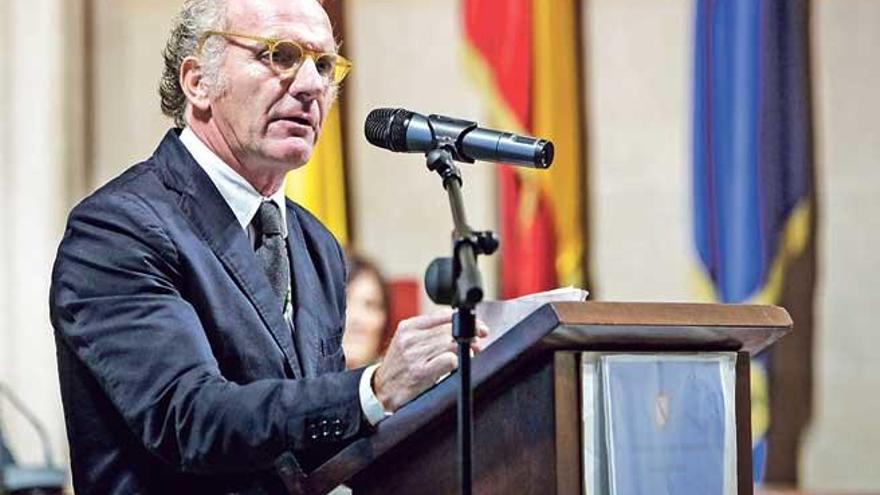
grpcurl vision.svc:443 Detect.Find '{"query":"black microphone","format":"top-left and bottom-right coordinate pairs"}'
top-left (364, 108), bottom-right (554, 168)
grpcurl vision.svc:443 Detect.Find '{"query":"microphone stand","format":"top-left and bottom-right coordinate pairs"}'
top-left (0, 383), bottom-right (66, 493)
top-left (423, 142), bottom-right (498, 495)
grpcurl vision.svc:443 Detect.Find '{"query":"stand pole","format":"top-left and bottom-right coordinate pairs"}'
top-left (423, 144), bottom-right (496, 495)
top-left (454, 310), bottom-right (475, 495)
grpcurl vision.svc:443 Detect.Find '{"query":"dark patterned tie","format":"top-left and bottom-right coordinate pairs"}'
top-left (254, 201), bottom-right (290, 310)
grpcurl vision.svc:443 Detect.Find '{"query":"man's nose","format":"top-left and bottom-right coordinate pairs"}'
top-left (289, 58), bottom-right (326, 102)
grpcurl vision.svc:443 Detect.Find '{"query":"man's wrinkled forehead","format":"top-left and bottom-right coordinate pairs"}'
top-left (228, 0), bottom-right (335, 50)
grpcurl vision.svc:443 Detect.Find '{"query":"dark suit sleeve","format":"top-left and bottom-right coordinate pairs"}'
top-left (50, 191), bottom-right (364, 475)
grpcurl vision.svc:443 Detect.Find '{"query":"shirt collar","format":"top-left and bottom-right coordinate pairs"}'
top-left (180, 127), bottom-right (288, 237)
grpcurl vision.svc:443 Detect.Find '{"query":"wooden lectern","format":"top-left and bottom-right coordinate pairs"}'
top-left (299, 302), bottom-right (791, 495)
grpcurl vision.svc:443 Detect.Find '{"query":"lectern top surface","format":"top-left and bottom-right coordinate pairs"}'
top-left (544, 301), bottom-right (791, 355)
top-left (552, 301), bottom-right (792, 328)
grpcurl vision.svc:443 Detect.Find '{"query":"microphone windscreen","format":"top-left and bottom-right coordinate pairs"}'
top-left (365, 108), bottom-right (417, 152)
top-left (364, 108), bottom-right (397, 149)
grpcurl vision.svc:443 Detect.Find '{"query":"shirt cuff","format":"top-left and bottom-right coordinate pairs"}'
top-left (359, 363), bottom-right (391, 426)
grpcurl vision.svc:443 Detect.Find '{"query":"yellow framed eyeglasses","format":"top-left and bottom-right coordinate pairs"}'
top-left (198, 30), bottom-right (352, 84)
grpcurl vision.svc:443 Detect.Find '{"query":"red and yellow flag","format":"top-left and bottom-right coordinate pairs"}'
top-left (463, 0), bottom-right (586, 298)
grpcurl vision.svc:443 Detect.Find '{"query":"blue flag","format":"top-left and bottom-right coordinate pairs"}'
top-left (692, 0), bottom-right (813, 482)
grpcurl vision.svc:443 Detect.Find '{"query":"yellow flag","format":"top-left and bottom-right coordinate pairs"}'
top-left (285, 103), bottom-right (349, 246)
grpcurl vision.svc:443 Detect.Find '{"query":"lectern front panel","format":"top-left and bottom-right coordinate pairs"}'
top-left (581, 352), bottom-right (739, 495)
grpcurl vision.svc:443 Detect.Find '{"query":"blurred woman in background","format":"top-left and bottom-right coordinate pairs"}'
top-left (343, 253), bottom-right (393, 369)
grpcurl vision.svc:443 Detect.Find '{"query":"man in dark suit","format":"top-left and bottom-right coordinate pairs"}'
top-left (49, 0), bottom-right (479, 493)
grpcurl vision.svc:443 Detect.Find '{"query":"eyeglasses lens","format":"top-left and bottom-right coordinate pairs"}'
top-left (270, 41), bottom-right (303, 73)
top-left (271, 41), bottom-right (341, 82)
top-left (315, 54), bottom-right (340, 81)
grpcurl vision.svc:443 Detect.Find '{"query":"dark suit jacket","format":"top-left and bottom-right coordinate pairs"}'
top-left (50, 130), bottom-right (366, 494)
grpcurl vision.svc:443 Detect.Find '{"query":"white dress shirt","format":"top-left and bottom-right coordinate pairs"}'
top-left (180, 127), bottom-right (388, 426)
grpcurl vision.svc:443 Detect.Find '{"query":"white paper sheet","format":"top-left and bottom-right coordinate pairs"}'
top-left (476, 287), bottom-right (588, 347)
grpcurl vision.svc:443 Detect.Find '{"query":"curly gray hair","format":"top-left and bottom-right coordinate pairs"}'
top-left (159, 0), bottom-right (229, 128)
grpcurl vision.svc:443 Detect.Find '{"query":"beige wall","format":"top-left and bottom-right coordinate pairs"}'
top-left (801, 1), bottom-right (880, 491)
top-left (586, 0), bottom-right (693, 302)
top-left (1, 0), bottom-right (71, 467)
top-left (91, 0), bottom-right (182, 184)
top-left (0, 0), bottom-right (878, 490)
top-left (0, 0), bottom-right (11, 460)
top-left (0, 0), bottom-right (9, 404)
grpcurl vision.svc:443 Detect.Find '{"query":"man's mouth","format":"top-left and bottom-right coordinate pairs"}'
top-left (283, 116), bottom-right (313, 127)
top-left (272, 116), bottom-right (314, 136)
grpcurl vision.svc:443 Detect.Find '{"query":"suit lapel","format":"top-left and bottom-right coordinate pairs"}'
top-left (286, 206), bottom-right (337, 378)
top-left (153, 131), bottom-right (303, 378)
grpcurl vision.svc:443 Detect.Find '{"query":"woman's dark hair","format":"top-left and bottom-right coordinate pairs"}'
top-left (346, 251), bottom-right (394, 356)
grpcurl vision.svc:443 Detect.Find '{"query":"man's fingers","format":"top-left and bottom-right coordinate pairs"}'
top-left (397, 309), bottom-right (455, 331)
top-left (397, 324), bottom-right (454, 359)
top-left (416, 339), bottom-right (458, 366)
top-left (476, 320), bottom-right (490, 338)
top-left (424, 351), bottom-right (458, 379)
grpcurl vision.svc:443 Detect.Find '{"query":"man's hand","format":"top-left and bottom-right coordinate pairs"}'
top-left (372, 310), bottom-right (488, 413)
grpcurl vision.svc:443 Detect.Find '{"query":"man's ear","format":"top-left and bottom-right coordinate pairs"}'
top-left (180, 56), bottom-right (211, 112)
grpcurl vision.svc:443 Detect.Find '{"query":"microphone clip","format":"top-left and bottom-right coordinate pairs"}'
top-left (425, 230), bottom-right (498, 308)
top-left (425, 140), bottom-right (462, 189)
